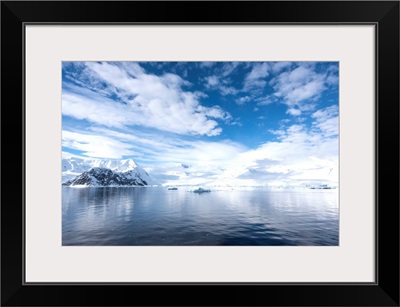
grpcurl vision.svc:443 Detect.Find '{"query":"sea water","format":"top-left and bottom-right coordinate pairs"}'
top-left (62, 187), bottom-right (338, 246)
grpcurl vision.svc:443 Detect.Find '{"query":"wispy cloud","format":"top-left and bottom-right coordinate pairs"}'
top-left (231, 113), bottom-right (338, 186)
top-left (63, 103), bottom-right (338, 186)
top-left (201, 62), bottom-right (243, 96)
top-left (63, 62), bottom-right (231, 136)
top-left (270, 62), bottom-right (292, 73)
top-left (220, 62), bottom-right (240, 77)
top-left (62, 62), bottom-right (339, 187)
top-left (204, 75), bottom-right (239, 96)
top-left (244, 63), bottom-right (270, 90)
top-left (62, 127), bottom-right (247, 169)
top-left (287, 108), bottom-right (302, 116)
top-left (311, 105), bottom-right (339, 137)
top-left (199, 62), bottom-right (216, 69)
top-left (269, 64), bottom-right (337, 115)
top-left (205, 75), bottom-right (219, 87)
top-left (236, 96), bottom-right (252, 105)
top-left (62, 130), bottom-right (138, 159)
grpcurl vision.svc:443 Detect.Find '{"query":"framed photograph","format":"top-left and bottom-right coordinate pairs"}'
top-left (2, 1), bottom-right (399, 306)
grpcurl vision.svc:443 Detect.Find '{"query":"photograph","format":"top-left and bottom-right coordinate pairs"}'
top-left (2, 0), bottom-right (398, 305)
top-left (62, 61), bottom-right (339, 246)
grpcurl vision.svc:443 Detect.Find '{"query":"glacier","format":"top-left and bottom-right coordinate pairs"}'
top-left (62, 157), bottom-right (158, 186)
top-left (62, 157), bottom-right (337, 189)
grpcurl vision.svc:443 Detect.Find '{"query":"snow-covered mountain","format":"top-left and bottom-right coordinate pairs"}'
top-left (62, 157), bottom-right (139, 173)
top-left (62, 157), bottom-right (158, 186)
top-left (63, 167), bottom-right (153, 187)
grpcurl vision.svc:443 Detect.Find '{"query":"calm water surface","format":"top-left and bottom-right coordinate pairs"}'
top-left (62, 187), bottom-right (338, 246)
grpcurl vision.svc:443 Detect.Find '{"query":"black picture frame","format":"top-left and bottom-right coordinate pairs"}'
top-left (1, 1), bottom-right (399, 306)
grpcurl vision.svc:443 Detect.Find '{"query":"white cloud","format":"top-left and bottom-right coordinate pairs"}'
top-left (62, 130), bottom-right (138, 159)
top-left (168, 116), bottom-right (337, 187)
top-left (287, 108), bottom-right (302, 116)
top-left (204, 75), bottom-right (239, 96)
top-left (199, 62), bottom-right (216, 68)
top-left (205, 75), bottom-right (219, 87)
top-left (311, 104), bottom-right (338, 121)
top-left (202, 63), bottom-right (243, 96)
top-left (231, 121), bottom-right (338, 186)
top-left (270, 64), bottom-right (336, 115)
top-left (211, 108), bottom-right (339, 187)
top-left (219, 86), bottom-right (238, 96)
top-left (62, 62), bottom-right (339, 187)
top-left (244, 63), bottom-right (270, 89)
top-left (256, 97), bottom-right (274, 106)
top-left (316, 117), bottom-right (338, 137)
top-left (198, 105), bottom-right (232, 121)
top-left (63, 108), bottom-right (338, 187)
top-left (247, 63), bottom-right (270, 80)
top-left (236, 96), bottom-right (252, 105)
top-left (221, 62), bottom-right (240, 77)
top-left (311, 105), bottom-right (339, 137)
top-left (63, 63), bottom-right (231, 136)
top-left (326, 74), bottom-right (339, 85)
top-left (270, 62), bottom-right (292, 73)
top-left (248, 63), bottom-right (338, 116)
top-left (63, 127), bottom-right (247, 168)
top-left (119, 62), bottom-right (146, 77)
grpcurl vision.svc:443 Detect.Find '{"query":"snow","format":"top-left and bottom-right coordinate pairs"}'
top-left (62, 157), bottom-right (337, 190)
top-left (69, 184), bottom-right (89, 188)
top-left (62, 157), bottom-right (158, 185)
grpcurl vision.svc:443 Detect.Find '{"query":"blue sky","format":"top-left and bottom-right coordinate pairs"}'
top-left (62, 62), bottom-right (339, 186)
